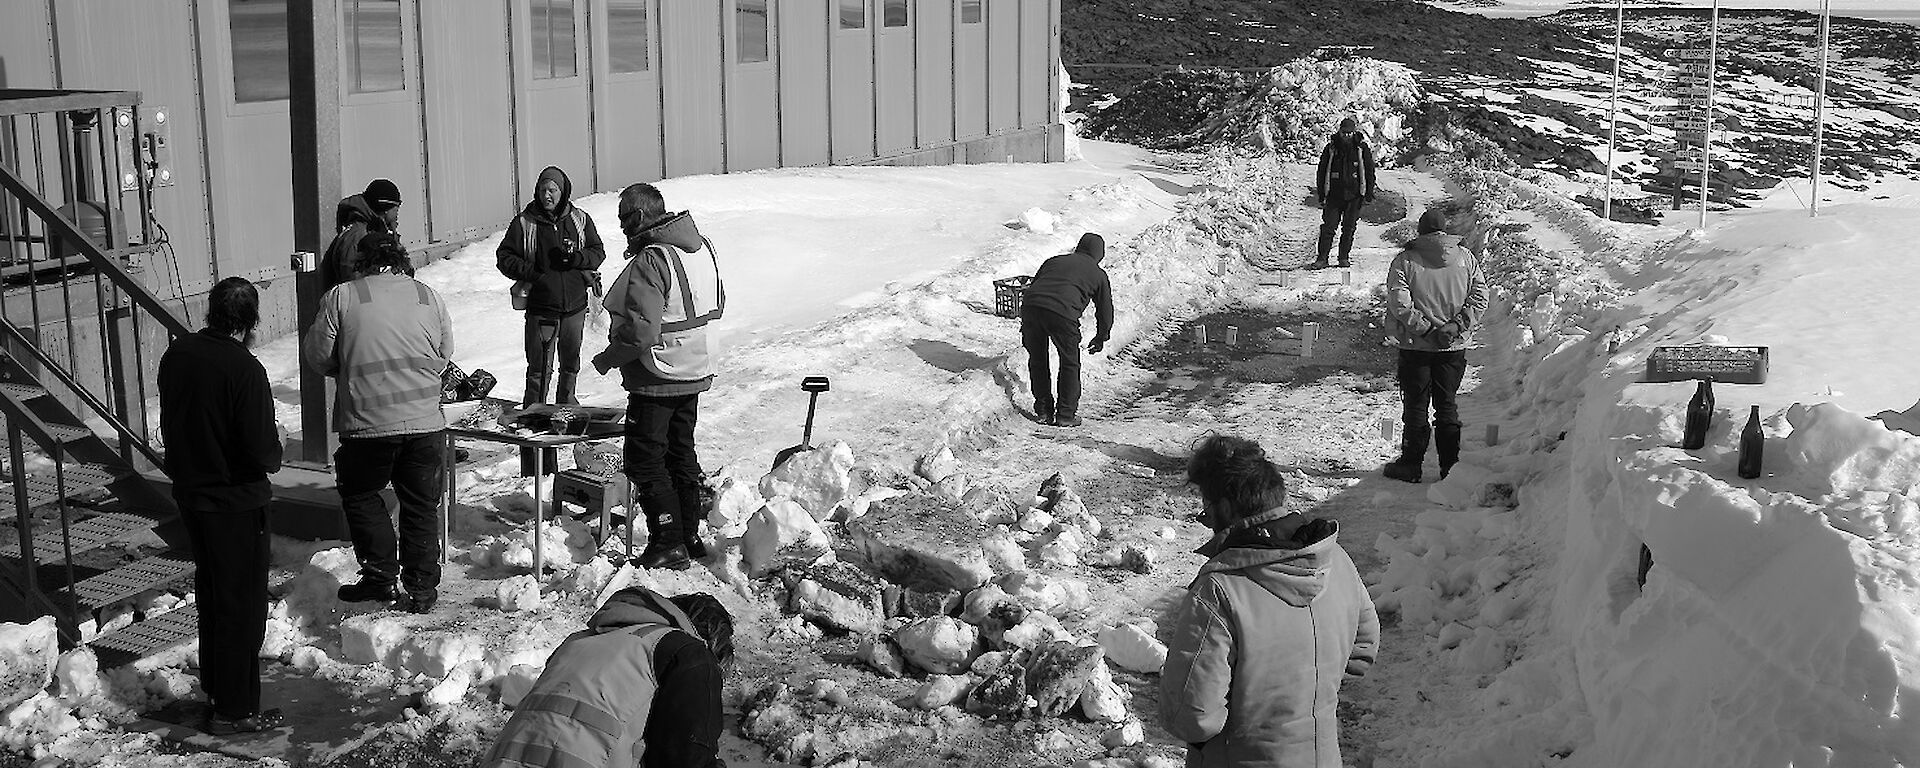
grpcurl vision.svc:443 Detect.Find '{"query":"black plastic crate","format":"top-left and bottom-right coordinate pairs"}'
top-left (993, 275), bottom-right (1032, 319)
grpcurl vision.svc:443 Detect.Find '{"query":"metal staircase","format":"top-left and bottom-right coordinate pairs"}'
top-left (1, 89), bottom-right (201, 667)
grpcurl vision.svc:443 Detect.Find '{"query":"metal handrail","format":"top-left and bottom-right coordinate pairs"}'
top-left (0, 316), bottom-right (165, 469)
top-left (0, 162), bottom-right (191, 339)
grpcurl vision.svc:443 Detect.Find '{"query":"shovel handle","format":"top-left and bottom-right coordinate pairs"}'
top-left (800, 390), bottom-right (821, 449)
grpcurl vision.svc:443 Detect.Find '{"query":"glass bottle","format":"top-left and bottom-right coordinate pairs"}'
top-left (1681, 378), bottom-right (1714, 450)
top-left (1737, 405), bottom-right (1764, 479)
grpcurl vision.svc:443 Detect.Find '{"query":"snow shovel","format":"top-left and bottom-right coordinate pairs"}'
top-left (772, 376), bottom-right (831, 471)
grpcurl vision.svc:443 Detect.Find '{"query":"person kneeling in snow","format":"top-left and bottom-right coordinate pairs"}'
top-left (1161, 435), bottom-right (1378, 768)
top-left (483, 586), bottom-right (735, 768)
top-left (1382, 206), bottom-right (1488, 484)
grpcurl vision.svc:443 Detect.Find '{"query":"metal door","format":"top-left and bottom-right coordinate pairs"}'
top-left (873, 0), bottom-right (915, 155)
top-left (516, 0), bottom-right (595, 191)
top-left (776, 0), bottom-right (831, 167)
top-left (913, 0), bottom-right (953, 149)
top-left (952, 0), bottom-right (986, 140)
top-left (420, 0), bottom-right (515, 241)
top-left (724, 0), bottom-right (780, 171)
top-left (593, 0), bottom-right (665, 185)
top-left (659, 1), bottom-right (725, 177)
top-left (828, 0), bottom-right (875, 163)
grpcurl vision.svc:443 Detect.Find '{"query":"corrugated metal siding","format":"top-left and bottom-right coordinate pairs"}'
top-left (1018, 0), bottom-right (1047, 129)
top-left (594, 0), bottom-right (665, 185)
top-left (775, 0), bottom-right (830, 167)
top-left (952, 2), bottom-right (986, 140)
top-left (517, 0), bottom-right (594, 190)
top-left (985, 0), bottom-right (1016, 135)
top-left (724, 0), bottom-right (779, 172)
top-left (828, 1), bottom-right (874, 163)
top-left (421, 0), bottom-right (516, 240)
top-left (873, 0), bottom-right (914, 155)
top-left (660, 2), bottom-right (724, 176)
top-left (913, 0), bottom-right (952, 148)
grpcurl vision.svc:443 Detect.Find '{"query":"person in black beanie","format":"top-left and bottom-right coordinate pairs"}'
top-left (1312, 117), bottom-right (1376, 269)
top-left (1020, 232), bottom-right (1114, 427)
top-left (498, 166), bottom-right (607, 406)
top-left (158, 277), bottom-right (285, 735)
top-left (321, 178), bottom-right (403, 289)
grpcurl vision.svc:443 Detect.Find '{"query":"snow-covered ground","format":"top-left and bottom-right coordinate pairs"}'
top-left (7, 122), bottom-right (1920, 768)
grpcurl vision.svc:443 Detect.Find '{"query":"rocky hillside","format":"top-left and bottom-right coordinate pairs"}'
top-left (1066, 1), bottom-right (1920, 206)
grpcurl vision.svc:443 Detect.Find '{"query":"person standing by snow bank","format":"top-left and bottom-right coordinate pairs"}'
top-left (1161, 435), bottom-right (1378, 768)
top-left (497, 165), bottom-right (607, 407)
top-left (1382, 207), bottom-right (1488, 484)
top-left (158, 277), bottom-right (286, 735)
top-left (482, 586), bottom-right (734, 768)
top-left (591, 183), bottom-right (725, 571)
top-left (1311, 117), bottom-right (1377, 269)
top-left (1020, 232), bottom-right (1114, 428)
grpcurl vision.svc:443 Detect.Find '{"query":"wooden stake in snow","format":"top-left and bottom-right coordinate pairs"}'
top-left (1225, 325), bottom-right (1239, 345)
top-left (1193, 325), bottom-right (1207, 344)
top-left (1486, 424), bottom-right (1501, 446)
top-left (1379, 417), bottom-right (1396, 442)
top-left (1341, 269), bottom-right (1353, 285)
top-left (1301, 322), bottom-right (1320, 357)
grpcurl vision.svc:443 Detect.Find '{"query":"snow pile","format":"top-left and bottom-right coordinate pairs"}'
top-left (0, 618), bottom-right (57, 712)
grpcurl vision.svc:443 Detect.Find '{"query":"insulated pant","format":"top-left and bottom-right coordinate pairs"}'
top-left (1397, 348), bottom-right (1468, 434)
top-left (523, 309), bottom-right (586, 405)
top-left (1021, 305), bottom-right (1083, 417)
top-left (624, 393), bottom-right (704, 549)
top-left (1317, 196), bottom-right (1365, 261)
top-left (336, 432), bottom-right (445, 592)
top-left (180, 505), bottom-right (269, 720)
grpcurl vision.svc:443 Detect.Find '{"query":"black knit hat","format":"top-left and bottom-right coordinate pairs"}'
top-left (1339, 117), bottom-right (1358, 132)
top-left (1418, 207), bottom-right (1451, 235)
top-left (364, 178), bottom-right (402, 212)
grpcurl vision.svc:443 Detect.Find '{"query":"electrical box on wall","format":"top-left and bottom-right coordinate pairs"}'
top-left (113, 105), bottom-right (176, 192)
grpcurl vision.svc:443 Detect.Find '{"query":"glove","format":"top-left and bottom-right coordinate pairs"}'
top-left (1364, 193), bottom-right (1376, 203)
top-left (1429, 322), bottom-right (1463, 348)
top-left (590, 350), bottom-right (615, 375)
top-left (1087, 338), bottom-right (1107, 354)
top-left (1316, 194), bottom-right (1325, 206)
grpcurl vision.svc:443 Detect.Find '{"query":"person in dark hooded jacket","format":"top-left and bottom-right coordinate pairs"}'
top-left (498, 166), bottom-right (608, 406)
top-left (321, 178), bottom-right (402, 289)
top-left (1020, 232), bottom-right (1114, 427)
top-left (1161, 435), bottom-right (1378, 768)
top-left (1382, 206), bottom-right (1487, 484)
top-left (1311, 118), bottom-right (1377, 269)
top-left (482, 586), bottom-right (733, 768)
top-left (591, 183), bottom-right (724, 571)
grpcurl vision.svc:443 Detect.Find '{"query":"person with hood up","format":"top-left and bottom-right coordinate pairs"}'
top-left (1161, 435), bottom-right (1379, 768)
top-left (1020, 232), bottom-right (1114, 428)
top-left (481, 586), bottom-right (734, 768)
top-left (498, 166), bottom-right (608, 406)
top-left (591, 183), bottom-right (724, 571)
top-left (1382, 206), bottom-right (1488, 483)
top-left (321, 178), bottom-right (403, 289)
top-left (1311, 117), bottom-right (1377, 269)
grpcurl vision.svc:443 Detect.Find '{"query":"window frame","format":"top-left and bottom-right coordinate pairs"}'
top-left (836, 0), bottom-right (867, 32)
top-left (529, 0), bottom-right (583, 83)
top-left (605, 0), bottom-right (652, 77)
top-left (734, 0), bottom-right (772, 66)
top-left (343, 0), bottom-right (408, 97)
top-left (880, 0), bottom-right (909, 29)
top-left (226, 0), bottom-right (291, 114)
top-left (960, 0), bottom-right (982, 25)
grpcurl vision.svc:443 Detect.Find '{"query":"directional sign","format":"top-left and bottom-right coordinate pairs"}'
top-left (1670, 85), bottom-right (1713, 99)
top-left (1664, 48), bottom-right (1713, 60)
top-left (1674, 62), bottom-right (1713, 76)
top-left (1672, 117), bottom-right (1715, 131)
top-left (1673, 159), bottom-right (1710, 172)
top-left (1675, 129), bottom-right (1714, 143)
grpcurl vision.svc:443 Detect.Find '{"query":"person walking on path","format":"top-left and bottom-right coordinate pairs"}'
top-left (1382, 207), bottom-right (1488, 483)
top-left (1161, 435), bottom-right (1379, 768)
top-left (303, 233), bottom-right (454, 612)
top-left (158, 277), bottom-right (286, 736)
top-left (497, 165), bottom-right (607, 407)
top-left (1311, 117), bottom-right (1377, 269)
top-left (592, 183), bottom-right (725, 571)
top-left (1020, 232), bottom-right (1114, 428)
top-left (481, 586), bottom-right (734, 768)
top-left (321, 178), bottom-right (403, 290)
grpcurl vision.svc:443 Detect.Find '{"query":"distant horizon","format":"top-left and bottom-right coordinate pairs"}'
top-left (1442, 2), bottom-right (1920, 24)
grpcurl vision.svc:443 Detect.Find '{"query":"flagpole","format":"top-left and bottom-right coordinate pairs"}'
top-left (1811, 0), bottom-right (1830, 217)
top-left (1605, 0), bottom-right (1623, 222)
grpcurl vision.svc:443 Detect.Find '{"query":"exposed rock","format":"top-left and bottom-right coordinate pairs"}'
top-left (905, 674), bottom-right (972, 710)
top-left (975, 600), bottom-right (1032, 649)
top-left (998, 571), bottom-right (1093, 617)
top-left (857, 634), bottom-right (907, 678)
top-left (915, 446), bottom-right (961, 483)
top-left (961, 583), bottom-right (1014, 624)
top-left (891, 616), bottom-right (980, 675)
top-left (1098, 622), bottom-right (1168, 674)
top-left (933, 473), bottom-right (971, 503)
top-left (0, 617), bottom-right (58, 712)
top-left (969, 649), bottom-right (1021, 676)
top-left (742, 499), bottom-right (832, 578)
top-left (1026, 641), bottom-right (1105, 718)
top-left (960, 486), bottom-right (1019, 520)
top-left (760, 441), bottom-right (858, 521)
top-left (1100, 718), bottom-right (1146, 749)
top-left (1088, 543), bottom-right (1156, 574)
top-left (881, 585), bottom-right (962, 620)
top-left (1017, 508), bottom-right (1055, 534)
top-left (786, 561), bottom-right (885, 634)
top-left (1079, 660), bottom-right (1130, 723)
top-left (967, 662), bottom-right (1030, 718)
top-left (1000, 612), bottom-right (1075, 651)
top-left (846, 494), bottom-right (995, 593)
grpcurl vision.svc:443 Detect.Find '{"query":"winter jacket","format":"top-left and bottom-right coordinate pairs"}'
top-left (301, 272), bottom-right (454, 438)
top-left (482, 586), bottom-right (724, 768)
top-left (595, 211), bottom-right (725, 397)
top-left (498, 166), bottom-right (608, 317)
top-left (1315, 136), bottom-right (1376, 203)
top-left (1021, 233), bottom-right (1114, 344)
top-left (1384, 233), bottom-right (1488, 352)
top-left (157, 329), bottom-right (283, 513)
top-left (1160, 512), bottom-right (1380, 768)
top-left (321, 194), bottom-right (387, 290)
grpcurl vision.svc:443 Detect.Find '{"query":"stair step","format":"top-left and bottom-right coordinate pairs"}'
top-left (0, 422), bottom-right (93, 452)
top-left (70, 555), bottom-right (194, 610)
top-left (0, 462), bottom-right (124, 516)
top-left (0, 382), bottom-right (48, 401)
top-left (89, 603), bottom-right (198, 668)
top-left (0, 511), bottom-right (151, 561)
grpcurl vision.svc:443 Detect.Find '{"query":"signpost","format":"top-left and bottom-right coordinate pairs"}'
top-left (1659, 4), bottom-right (1720, 224)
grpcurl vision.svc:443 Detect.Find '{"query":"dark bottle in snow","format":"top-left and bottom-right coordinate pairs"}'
top-left (1681, 378), bottom-right (1714, 450)
top-left (1737, 405), bottom-right (1764, 479)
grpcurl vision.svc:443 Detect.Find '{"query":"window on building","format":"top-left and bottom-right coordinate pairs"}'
top-left (230, 0), bottom-right (290, 103)
top-left (531, 0), bottom-right (578, 80)
top-left (608, 0), bottom-right (648, 73)
top-left (737, 1), bottom-right (770, 64)
top-left (960, 0), bottom-right (982, 24)
top-left (346, 0), bottom-right (404, 93)
top-left (838, 0), bottom-right (865, 30)
top-left (882, 0), bottom-right (907, 27)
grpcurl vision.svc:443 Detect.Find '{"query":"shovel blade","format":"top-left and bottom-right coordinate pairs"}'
top-left (772, 444), bottom-right (814, 472)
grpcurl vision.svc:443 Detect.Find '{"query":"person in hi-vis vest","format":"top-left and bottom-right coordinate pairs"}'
top-left (592, 183), bottom-right (725, 572)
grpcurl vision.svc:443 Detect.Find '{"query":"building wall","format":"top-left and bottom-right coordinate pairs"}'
top-left (2, 0), bottom-right (1063, 344)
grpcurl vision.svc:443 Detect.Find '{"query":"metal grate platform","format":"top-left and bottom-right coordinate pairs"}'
top-left (0, 382), bottom-right (47, 401)
top-left (71, 555), bottom-right (193, 609)
top-left (90, 603), bottom-right (198, 668)
top-left (0, 462), bottom-right (123, 515)
top-left (0, 510), bottom-right (151, 560)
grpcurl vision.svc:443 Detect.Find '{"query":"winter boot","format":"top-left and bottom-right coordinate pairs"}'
top-left (1382, 425), bottom-right (1430, 483)
top-left (554, 372), bottom-right (578, 405)
top-left (677, 480), bottom-right (713, 561)
top-left (336, 579), bottom-right (399, 604)
top-left (633, 486), bottom-right (693, 570)
top-left (1033, 400), bottom-right (1054, 425)
top-left (1308, 257), bottom-right (1331, 270)
top-left (1435, 424), bottom-right (1463, 480)
top-left (1053, 412), bottom-right (1083, 428)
